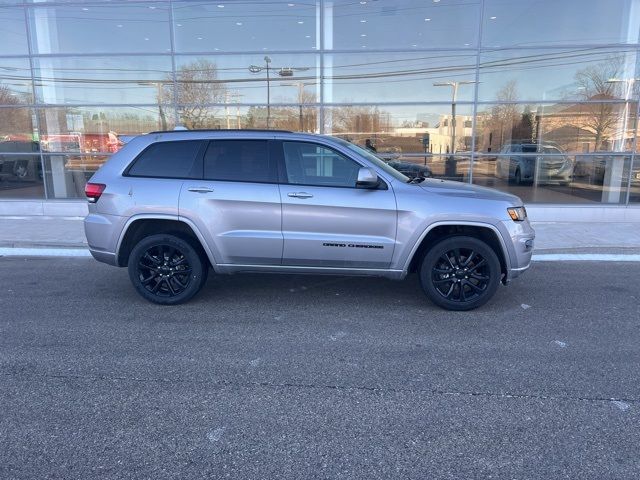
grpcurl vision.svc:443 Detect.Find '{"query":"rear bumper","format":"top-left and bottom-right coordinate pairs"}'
top-left (89, 248), bottom-right (118, 266)
top-left (84, 212), bottom-right (126, 266)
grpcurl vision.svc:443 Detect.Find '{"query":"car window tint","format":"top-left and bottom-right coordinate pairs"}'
top-left (282, 142), bottom-right (361, 187)
top-left (127, 140), bottom-right (203, 178)
top-left (203, 140), bottom-right (273, 183)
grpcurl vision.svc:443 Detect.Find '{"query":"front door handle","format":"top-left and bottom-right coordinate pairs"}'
top-left (287, 192), bottom-right (313, 199)
top-left (188, 187), bottom-right (214, 193)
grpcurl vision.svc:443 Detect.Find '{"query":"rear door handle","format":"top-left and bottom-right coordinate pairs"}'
top-left (187, 187), bottom-right (214, 193)
top-left (287, 192), bottom-right (313, 199)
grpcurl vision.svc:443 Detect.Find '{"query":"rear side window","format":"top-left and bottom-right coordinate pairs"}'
top-left (127, 140), bottom-right (203, 178)
top-left (203, 140), bottom-right (274, 183)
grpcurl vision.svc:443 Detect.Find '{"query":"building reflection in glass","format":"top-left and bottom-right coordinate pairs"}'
top-left (0, 0), bottom-right (638, 203)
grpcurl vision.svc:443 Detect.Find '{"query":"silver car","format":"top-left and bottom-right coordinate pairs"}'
top-left (496, 143), bottom-right (573, 186)
top-left (84, 130), bottom-right (535, 311)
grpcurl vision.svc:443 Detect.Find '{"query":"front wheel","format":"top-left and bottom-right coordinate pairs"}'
top-left (419, 236), bottom-right (501, 311)
top-left (128, 234), bottom-right (208, 305)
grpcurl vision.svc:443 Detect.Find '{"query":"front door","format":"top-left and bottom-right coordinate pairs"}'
top-left (277, 140), bottom-right (397, 269)
top-left (179, 139), bottom-right (282, 265)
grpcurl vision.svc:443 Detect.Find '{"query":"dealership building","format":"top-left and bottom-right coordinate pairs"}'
top-left (1, 0), bottom-right (639, 219)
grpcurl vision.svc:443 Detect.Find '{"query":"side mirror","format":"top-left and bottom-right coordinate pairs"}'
top-left (356, 167), bottom-right (379, 188)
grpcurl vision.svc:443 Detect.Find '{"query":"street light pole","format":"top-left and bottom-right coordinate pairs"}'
top-left (434, 81), bottom-right (476, 177)
top-left (249, 56), bottom-right (272, 128)
top-left (224, 91), bottom-right (243, 129)
top-left (139, 81), bottom-right (169, 130)
top-left (265, 57), bottom-right (271, 128)
top-left (296, 82), bottom-right (303, 131)
top-left (249, 58), bottom-right (309, 130)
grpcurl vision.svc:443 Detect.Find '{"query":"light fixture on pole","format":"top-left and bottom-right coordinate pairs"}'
top-left (433, 81), bottom-right (476, 154)
top-left (138, 80), bottom-right (170, 130)
top-left (249, 56), bottom-right (272, 127)
top-left (249, 57), bottom-right (309, 128)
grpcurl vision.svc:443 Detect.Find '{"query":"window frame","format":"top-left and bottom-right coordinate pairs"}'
top-left (275, 140), bottom-right (387, 190)
top-left (123, 140), bottom-right (206, 180)
top-left (201, 139), bottom-right (278, 185)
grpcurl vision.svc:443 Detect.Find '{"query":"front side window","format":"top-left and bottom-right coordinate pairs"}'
top-left (282, 142), bottom-right (362, 188)
top-left (127, 140), bottom-right (203, 178)
top-left (203, 140), bottom-right (273, 183)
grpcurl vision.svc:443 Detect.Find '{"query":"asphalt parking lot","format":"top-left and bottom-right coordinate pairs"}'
top-left (1, 257), bottom-right (639, 479)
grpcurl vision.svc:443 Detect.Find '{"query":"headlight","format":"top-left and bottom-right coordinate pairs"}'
top-left (507, 206), bottom-right (527, 222)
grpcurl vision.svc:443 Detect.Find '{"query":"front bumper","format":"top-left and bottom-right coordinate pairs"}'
top-left (500, 218), bottom-right (535, 282)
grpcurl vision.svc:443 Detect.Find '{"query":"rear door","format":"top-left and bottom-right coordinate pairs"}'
top-left (179, 139), bottom-right (282, 265)
top-left (125, 139), bottom-right (203, 219)
top-left (276, 140), bottom-right (397, 269)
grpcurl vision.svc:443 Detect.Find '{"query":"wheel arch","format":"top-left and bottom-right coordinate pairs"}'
top-left (405, 222), bottom-right (510, 281)
top-left (116, 215), bottom-right (217, 268)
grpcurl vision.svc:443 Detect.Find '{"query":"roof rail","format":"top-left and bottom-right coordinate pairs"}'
top-left (147, 128), bottom-right (294, 134)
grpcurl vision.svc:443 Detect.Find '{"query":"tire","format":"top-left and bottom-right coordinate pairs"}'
top-left (419, 236), bottom-right (501, 311)
top-left (514, 168), bottom-right (522, 185)
top-left (127, 234), bottom-right (208, 305)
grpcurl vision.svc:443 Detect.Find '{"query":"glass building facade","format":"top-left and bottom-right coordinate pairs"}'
top-left (1, 0), bottom-right (639, 204)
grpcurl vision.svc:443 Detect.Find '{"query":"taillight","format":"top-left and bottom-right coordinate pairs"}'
top-left (85, 182), bottom-right (106, 203)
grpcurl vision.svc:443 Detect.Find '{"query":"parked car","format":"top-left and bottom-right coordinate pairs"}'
top-left (495, 143), bottom-right (573, 185)
top-left (84, 130), bottom-right (534, 311)
top-left (385, 160), bottom-right (432, 179)
top-left (574, 154), bottom-right (640, 187)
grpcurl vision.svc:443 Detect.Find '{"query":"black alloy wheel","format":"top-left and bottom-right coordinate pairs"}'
top-left (420, 236), bottom-right (501, 311)
top-left (138, 245), bottom-right (192, 297)
top-left (128, 234), bottom-right (207, 305)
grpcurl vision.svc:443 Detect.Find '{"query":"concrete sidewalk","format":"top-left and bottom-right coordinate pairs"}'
top-left (1, 215), bottom-right (639, 254)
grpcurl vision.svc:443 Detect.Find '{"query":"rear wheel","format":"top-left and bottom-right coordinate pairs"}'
top-left (128, 234), bottom-right (208, 305)
top-left (419, 236), bottom-right (501, 311)
top-left (514, 168), bottom-right (522, 185)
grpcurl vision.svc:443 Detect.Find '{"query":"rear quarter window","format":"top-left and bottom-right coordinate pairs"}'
top-left (126, 140), bottom-right (203, 178)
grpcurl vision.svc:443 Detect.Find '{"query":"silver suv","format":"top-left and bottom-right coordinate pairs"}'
top-left (84, 130), bottom-right (534, 311)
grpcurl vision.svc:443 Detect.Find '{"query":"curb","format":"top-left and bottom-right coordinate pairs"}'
top-left (0, 247), bottom-right (91, 257)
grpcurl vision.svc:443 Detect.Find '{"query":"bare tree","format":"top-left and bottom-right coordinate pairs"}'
top-left (574, 56), bottom-right (624, 150)
top-left (331, 105), bottom-right (389, 134)
top-left (0, 86), bottom-right (32, 139)
top-left (244, 90), bottom-right (319, 132)
top-left (477, 80), bottom-right (521, 151)
top-left (160, 59), bottom-right (228, 129)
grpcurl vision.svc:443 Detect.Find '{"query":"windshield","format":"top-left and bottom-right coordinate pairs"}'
top-left (330, 137), bottom-right (410, 183)
top-left (521, 145), bottom-right (562, 154)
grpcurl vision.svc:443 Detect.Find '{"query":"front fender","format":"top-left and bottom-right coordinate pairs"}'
top-left (396, 220), bottom-right (514, 278)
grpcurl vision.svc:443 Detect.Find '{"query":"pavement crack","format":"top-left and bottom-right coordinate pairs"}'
top-left (2, 371), bottom-right (637, 406)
